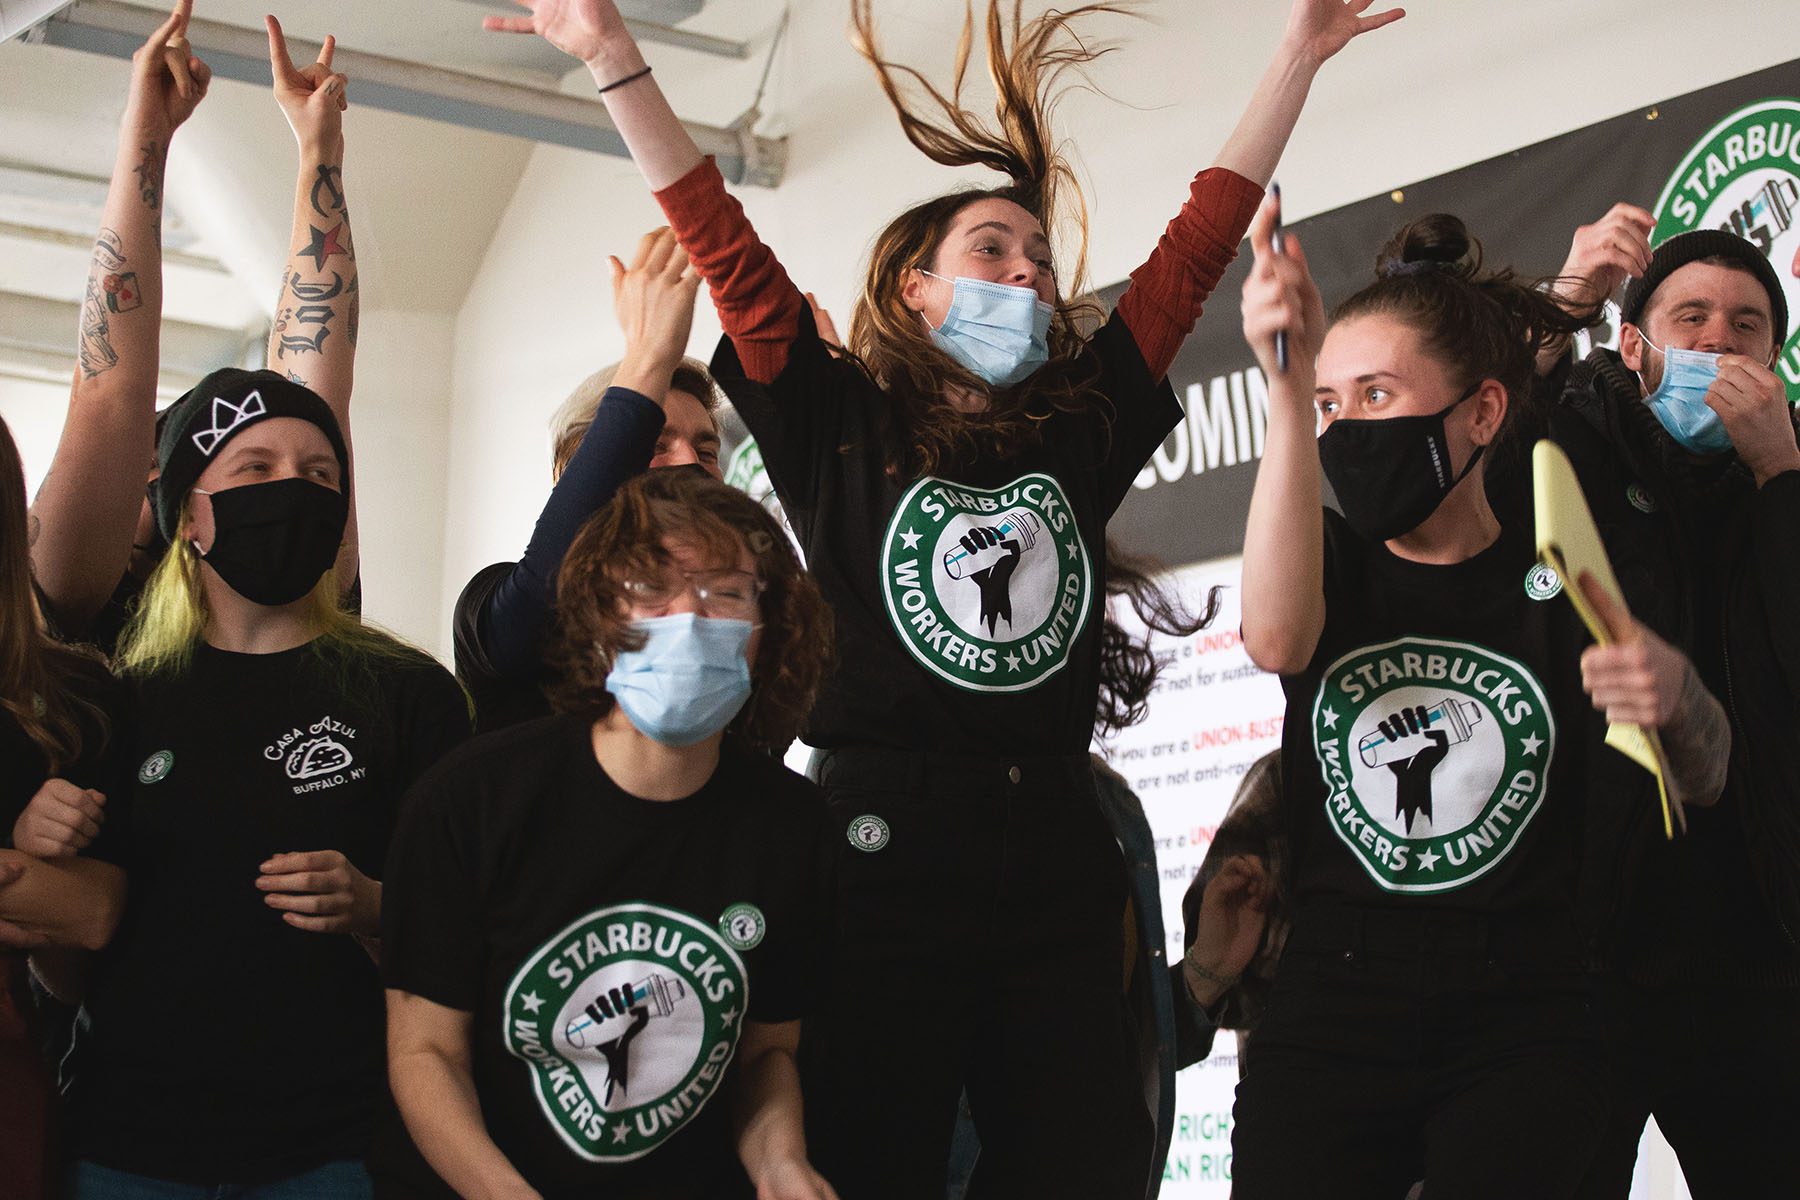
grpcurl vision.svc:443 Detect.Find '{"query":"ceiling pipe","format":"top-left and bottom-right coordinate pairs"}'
top-left (23, 0), bottom-right (786, 186)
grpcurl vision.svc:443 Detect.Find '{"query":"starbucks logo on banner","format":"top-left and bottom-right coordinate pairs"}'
top-left (1311, 637), bottom-right (1556, 893)
top-left (502, 904), bottom-right (747, 1162)
top-left (1651, 97), bottom-right (1800, 400)
top-left (881, 473), bottom-right (1092, 692)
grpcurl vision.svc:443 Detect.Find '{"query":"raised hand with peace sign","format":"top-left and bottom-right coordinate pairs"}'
top-left (265, 12), bottom-right (362, 596)
top-left (31, 0), bottom-right (212, 637)
top-left (267, 14), bottom-right (347, 155)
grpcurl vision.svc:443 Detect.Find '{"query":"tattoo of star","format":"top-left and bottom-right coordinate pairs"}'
top-left (298, 223), bottom-right (349, 272)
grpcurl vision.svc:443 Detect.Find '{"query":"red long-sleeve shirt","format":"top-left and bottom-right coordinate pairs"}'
top-left (654, 158), bottom-right (1263, 386)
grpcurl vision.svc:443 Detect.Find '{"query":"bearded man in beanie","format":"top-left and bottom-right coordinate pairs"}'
top-left (1544, 210), bottom-right (1799, 1199)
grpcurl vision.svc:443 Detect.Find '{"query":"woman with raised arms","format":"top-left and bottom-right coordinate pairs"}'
top-left (486, 0), bottom-right (1401, 1193)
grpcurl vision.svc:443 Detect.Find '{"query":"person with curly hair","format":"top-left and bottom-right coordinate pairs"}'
top-left (380, 468), bottom-right (837, 1200)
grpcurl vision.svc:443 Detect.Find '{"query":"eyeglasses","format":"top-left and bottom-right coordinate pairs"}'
top-left (620, 568), bottom-right (766, 620)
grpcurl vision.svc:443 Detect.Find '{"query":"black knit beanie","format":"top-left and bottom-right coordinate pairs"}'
top-left (1620, 229), bottom-right (1788, 345)
top-left (150, 368), bottom-right (350, 541)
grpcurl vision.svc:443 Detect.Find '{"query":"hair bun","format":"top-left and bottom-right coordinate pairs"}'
top-left (1375, 213), bottom-right (1479, 281)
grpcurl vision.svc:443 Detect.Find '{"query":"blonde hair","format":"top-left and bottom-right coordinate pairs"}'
top-left (116, 513), bottom-right (428, 682)
top-left (550, 357), bottom-right (722, 479)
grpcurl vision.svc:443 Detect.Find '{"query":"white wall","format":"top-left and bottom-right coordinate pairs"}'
top-left (0, 375), bottom-right (76, 497)
top-left (349, 307), bottom-right (456, 649)
top-left (438, 0), bottom-right (1800, 650)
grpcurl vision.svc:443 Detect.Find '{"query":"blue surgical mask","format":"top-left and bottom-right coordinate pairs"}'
top-left (604, 613), bottom-right (754, 747)
top-left (919, 271), bottom-right (1054, 389)
top-left (1636, 334), bottom-right (1733, 455)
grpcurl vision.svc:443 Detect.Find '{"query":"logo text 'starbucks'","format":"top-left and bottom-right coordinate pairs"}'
top-left (1311, 637), bottom-right (1556, 894)
top-left (1653, 97), bottom-right (1800, 401)
top-left (881, 473), bottom-right (1092, 692)
top-left (502, 904), bottom-right (748, 1162)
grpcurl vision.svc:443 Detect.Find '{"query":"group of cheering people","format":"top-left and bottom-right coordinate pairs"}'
top-left (3, 0), bottom-right (1797, 1197)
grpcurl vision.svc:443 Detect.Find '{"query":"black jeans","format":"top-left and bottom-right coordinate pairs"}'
top-left (1230, 906), bottom-right (1608, 1200)
top-left (801, 748), bottom-right (1151, 1200)
top-left (1575, 975), bottom-right (1800, 1199)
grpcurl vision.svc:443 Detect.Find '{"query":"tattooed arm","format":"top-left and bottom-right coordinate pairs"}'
top-left (267, 15), bottom-right (361, 593)
top-left (30, 1), bottom-right (209, 633)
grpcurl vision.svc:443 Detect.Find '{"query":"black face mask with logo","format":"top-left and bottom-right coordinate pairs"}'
top-left (194, 478), bottom-right (348, 606)
top-left (1317, 384), bottom-right (1485, 543)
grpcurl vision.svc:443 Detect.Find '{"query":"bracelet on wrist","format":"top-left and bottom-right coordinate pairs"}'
top-left (596, 65), bottom-right (653, 95)
top-left (1183, 947), bottom-right (1240, 991)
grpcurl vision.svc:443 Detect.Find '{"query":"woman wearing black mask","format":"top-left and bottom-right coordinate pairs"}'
top-left (1229, 199), bottom-right (1731, 1198)
top-left (63, 369), bottom-right (470, 1198)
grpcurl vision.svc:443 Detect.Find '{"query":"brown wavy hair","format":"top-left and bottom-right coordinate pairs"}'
top-left (548, 468), bottom-right (832, 751)
top-left (1094, 542), bottom-right (1220, 740)
top-left (843, 0), bottom-right (1134, 476)
top-left (1, 415), bottom-right (108, 771)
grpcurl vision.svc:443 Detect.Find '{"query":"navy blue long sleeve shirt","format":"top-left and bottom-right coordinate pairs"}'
top-left (452, 386), bottom-right (664, 732)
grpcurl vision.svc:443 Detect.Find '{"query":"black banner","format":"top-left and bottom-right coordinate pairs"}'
top-left (1109, 57), bottom-right (1800, 567)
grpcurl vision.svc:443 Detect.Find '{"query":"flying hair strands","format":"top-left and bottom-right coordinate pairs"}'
top-left (848, 0), bottom-right (1138, 303)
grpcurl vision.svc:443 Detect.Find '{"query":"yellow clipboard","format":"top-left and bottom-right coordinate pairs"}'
top-left (1532, 440), bottom-right (1685, 839)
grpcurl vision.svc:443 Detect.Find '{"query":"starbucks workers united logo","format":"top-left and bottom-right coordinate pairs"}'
top-left (1311, 637), bottom-right (1556, 893)
top-left (503, 904), bottom-right (748, 1162)
top-left (881, 473), bottom-right (1092, 692)
top-left (1652, 97), bottom-right (1800, 401)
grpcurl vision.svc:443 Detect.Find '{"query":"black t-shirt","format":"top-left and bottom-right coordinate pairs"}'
top-left (454, 562), bottom-right (554, 734)
top-left (1279, 510), bottom-right (1595, 917)
top-left (376, 716), bottom-right (825, 1200)
top-left (70, 639), bottom-right (471, 1183)
top-left (711, 308), bottom-right (1180, 754)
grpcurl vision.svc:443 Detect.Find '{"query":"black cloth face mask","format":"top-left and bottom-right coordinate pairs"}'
top-left (1317, 383), bottom-right (1485, 543)
top-left (193, 478), bottom-right (348, 606)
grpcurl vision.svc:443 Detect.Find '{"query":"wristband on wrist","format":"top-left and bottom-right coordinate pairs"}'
top-left (1183, 945), bottom-right (1240, 991)
top-left (596, 65), bottom-right (653, 95)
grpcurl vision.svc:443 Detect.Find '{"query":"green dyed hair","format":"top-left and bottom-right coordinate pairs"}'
top-left (115, 510), bottom-right (432, 683)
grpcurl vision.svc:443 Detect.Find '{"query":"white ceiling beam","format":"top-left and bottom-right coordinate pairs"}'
top-left (0, 288), bottom-right (257, 396)
top-left (0, 0), bottom-right (75, 42)
top-left (26, 0), bottom-right (785, 185)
